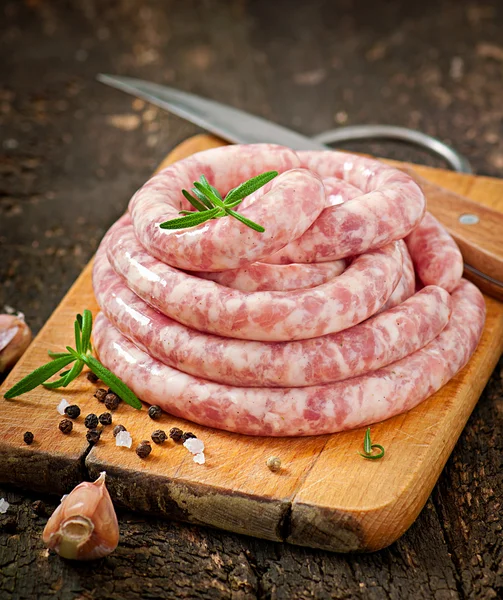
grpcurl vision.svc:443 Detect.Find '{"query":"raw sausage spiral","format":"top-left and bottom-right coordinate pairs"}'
top-left (92, 144), bottom-right (484, 436)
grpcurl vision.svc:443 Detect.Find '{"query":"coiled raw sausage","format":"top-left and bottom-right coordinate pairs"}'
top-left (93, 280), bottom-right (484, 436)
top-left (406, 211), bottom-right (463, 292)
top-left (91, 143), bottom-right (484, 437)
top-left (196, 260), bottom-right (346, 292)
top-left (129, 145), bottom-right (325, 271)
top-left (264, 151), bottom-right (425, 264)
top-left (94, 238), bottom-right (451, 387)
top-left (106, 215), bottom-right (403, 341)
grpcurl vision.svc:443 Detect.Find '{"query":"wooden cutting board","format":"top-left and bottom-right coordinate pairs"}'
top-left (1, 134), bottom-right (503, 553)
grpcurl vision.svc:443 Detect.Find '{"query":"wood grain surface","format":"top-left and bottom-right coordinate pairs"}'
top-left (1, 134), bottom-right (502, 553)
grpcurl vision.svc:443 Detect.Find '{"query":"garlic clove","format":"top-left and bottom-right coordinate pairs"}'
top-left (0, 314), bottom-right (32, 374)
top-left (43, 472), bottom-right (119, 560)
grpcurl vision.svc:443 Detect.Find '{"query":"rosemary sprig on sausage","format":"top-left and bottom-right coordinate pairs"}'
top-left (159, 171), bottom-right (278, 232)
top-left (3, 310), bottom-right (142, 410)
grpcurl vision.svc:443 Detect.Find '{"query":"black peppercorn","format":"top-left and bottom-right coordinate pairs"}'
top-left (23, 431), bottom-right (34, 445)
top-left (99, 412), bottom-right (112, 426)
top-left (94, 388), bottom-right (107, 402)
top-left (136, 440), bottom-right (152, 459)
top-left (181, 432), bottom-right (196, 443)
top-left (151, 429), bottom-right (167, 444)
top-left (84, 414), bottom-right (99, 429)
top-left (169, 427), bottom-right (183, 442)
top-left (86, 429), bottom-right (101, 444)
top-left (59, 419), bottom-right (73, 434)
top-left (86, 371), bottom-right (99, 383)
top-left (148, 405), bottom-right (162, 420)
top-left (113, 424), bottom-right (127, 437)
top-left (64, 404), bottom-right (81, 419)
top-left (104, 392), bottom-right (121, 411)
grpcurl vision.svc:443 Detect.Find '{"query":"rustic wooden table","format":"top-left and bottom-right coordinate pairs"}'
top-left (1, 1), bottom-right (502, 598)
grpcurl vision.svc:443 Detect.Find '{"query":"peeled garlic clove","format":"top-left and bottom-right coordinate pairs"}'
top-left (43, 472), bottom-right (119, 560)
top-left (0, 314), bottom-right (32, 374)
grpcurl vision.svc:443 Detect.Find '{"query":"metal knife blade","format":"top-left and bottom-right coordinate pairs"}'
top-left (97, 74), bottom-right (503, 294)
top-left (97, 74), bottom-right (327, 152)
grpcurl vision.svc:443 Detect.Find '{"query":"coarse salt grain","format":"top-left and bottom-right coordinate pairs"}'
top-left (184, 438), bottom-right (204, 454)
top-left (60, 494), bottom-right (68, 503)
top-left (57, 398), bottom-right (70, 415)
top-left (115, 430), bottom-right (132, 448)
top-left (0, 498), bottom-right (9, 514)
top-left (193, 453), bottom-right (205, 465)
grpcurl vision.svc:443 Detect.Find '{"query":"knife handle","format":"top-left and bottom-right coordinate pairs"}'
top-left (403, 168), bottom-right (503, 301)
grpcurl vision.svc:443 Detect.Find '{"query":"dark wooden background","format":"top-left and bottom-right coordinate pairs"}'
top-left (1, 1), bottom-right (502, 598)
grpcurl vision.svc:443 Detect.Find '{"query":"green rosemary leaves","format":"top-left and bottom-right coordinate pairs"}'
top-left (159, 171), bottom-right (278, 232)
top-left (3, 310), bottom-right (142, 410)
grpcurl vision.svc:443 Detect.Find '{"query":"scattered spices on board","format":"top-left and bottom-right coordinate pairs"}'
top-left (42, 471), bottom-right (119, 560)
top-left (151, 429), bottom-right (167, 444)
top-left (0, 498), bottom-right (9, 514)
top-left (136, 440), bottom-right (152, 458)
top-left (181, 431), bottom-right (196, 443)
top-left (184, 437), bottom-right (204, 454)
top-left (23, 431), bottom-right (34, 445)
top-left (183, 437), bottom-right (206, 465)
top-left (115, 430), bottom-right (132, 448)
top-left (113, 424), bottom-right (126, 437)
top-left (64, 404), bottom-right (81, 419)
top-left (266, 457), bottom-right (282, 472)
top-left (84, 414), bottom-right (99, 429)
top-left (57, 398), bottom-right (70, 415)
top-left (104, 392), bottom-right (121, 411)
top-left (94, 388), bottom-right (107, 402)
top-left (98, 412), bottom-right (112, 426)
top-left (193, 453), bottom-right (205, 465)
top-left (86, 429), bottom-right (101, 445)
top-left (59, 419), bottom-right (73, 434)
top-left (86, 371), bottom-right (99, 383)
top-left (148, 405), bottom-right (162, 420)
top-left (169, 427), bottom-right (183, 442)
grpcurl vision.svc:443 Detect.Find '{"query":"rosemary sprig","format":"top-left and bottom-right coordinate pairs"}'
top-left (43, 369), bottom-right (73, 389)
top-left (159, 171), bottom-right (278, 233)
top-left (47, 351), bottom-right (70, 360)
top-left (3, 310), bottom-right (142, 410)
top-left (358, 427), bottom-right (385, 460)
top-left (3, 355), bottom-right (75, 399)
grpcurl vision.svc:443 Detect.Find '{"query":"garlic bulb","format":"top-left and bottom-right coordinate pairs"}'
top-left (0, 314), bottom-right (31, 374)
top-left (43, 472), bottom-right (119, 560)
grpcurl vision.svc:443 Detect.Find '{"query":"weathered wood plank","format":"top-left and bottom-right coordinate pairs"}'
top-left (433, 358), bottom-right (503, 599)
top-left (0, 484), bottom-right (460, 600)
